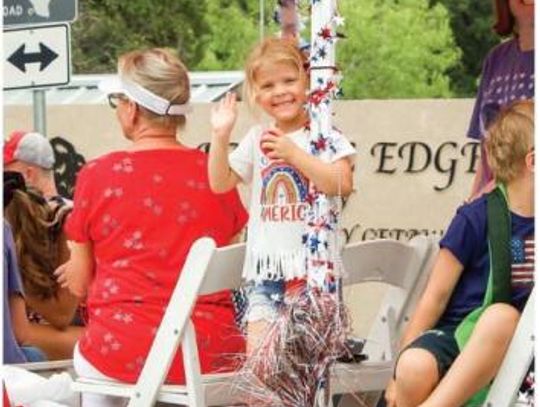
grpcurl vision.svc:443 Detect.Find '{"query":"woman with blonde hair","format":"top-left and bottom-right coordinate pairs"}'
top-left (57, 48), bottom-right (248, 407)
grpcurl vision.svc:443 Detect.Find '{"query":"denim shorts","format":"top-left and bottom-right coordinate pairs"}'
top-left (21, 346), bottom-right (47, 362)
top-left (245, 279), bottom-right (285, 323)
top-left (397, 326), bottom-right (460, 380)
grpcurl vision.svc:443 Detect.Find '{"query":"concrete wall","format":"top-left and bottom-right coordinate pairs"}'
top-left (4, 99), bottom-right (476, 239)
top-left (4, 99), bottom-right (476, 335)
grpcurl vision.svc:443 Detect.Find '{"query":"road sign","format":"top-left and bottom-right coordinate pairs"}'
top-left (4, 24), bottom-right (70, 90)
top-left (3, 0), bottom-right (78, 27)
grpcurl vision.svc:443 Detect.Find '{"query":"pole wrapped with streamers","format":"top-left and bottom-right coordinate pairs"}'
top-left (275, 0), bottom-right (300, 39)
top-left (237, 1), bottom-right (352, 406)
top-left (304, 0), bottom-right (344, 291)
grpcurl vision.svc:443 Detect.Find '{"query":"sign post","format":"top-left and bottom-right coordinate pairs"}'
top-left (33, 89), bottom-right (47, 135)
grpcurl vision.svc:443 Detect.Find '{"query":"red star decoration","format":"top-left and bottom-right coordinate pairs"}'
top-left (315, 136), bottom-right (327, 150)
top-left (305, 192), bottom-right (317, 206)
top-left (310, 89), bottom-right (326, 106)
top-left (324, 81), bottom-right (336, 92)
top-left (319, 27), bottom-right (333, 40)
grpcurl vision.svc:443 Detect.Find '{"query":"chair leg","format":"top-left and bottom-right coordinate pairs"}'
top-left (314, 387), bottom-right (333, 407)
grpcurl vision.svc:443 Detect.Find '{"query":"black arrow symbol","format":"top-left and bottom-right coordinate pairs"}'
top-left (8, 43), bottom-right (59, 73)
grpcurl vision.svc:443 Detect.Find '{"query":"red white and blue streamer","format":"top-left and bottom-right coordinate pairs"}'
top-left (304, 0), bottom-right (345, 291)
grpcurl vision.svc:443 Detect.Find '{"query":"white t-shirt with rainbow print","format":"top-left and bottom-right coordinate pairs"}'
top-left (229, 124), bottom-right (356, 282)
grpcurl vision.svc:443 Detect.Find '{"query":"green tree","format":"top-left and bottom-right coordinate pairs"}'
top-left (433, 0), bottom-right (499, 96)
top-left (73, 0), bottom-right (468, 100)
top-left (71, 0), bottom-right (210, 73)
top-left (338, 0), bottom-right (461, 98)
top-left (194, 0), bottom-right (277, 70)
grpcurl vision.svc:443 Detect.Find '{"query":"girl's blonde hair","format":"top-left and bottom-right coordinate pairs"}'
top-left (485, 99), bottom-right (534, 184)
top-left (119, 48), bottom-right (190, 128)
top-left (4, 189), bottom-right (71, 300)
top-left (244, 37), bottom-right (308, 108)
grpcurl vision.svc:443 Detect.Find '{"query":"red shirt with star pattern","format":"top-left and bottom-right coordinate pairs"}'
top-left (65, 148), bottom-right (248, 384)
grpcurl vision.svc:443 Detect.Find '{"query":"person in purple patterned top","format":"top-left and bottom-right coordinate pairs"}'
top-left (468, 0), bottom-right (534, 198)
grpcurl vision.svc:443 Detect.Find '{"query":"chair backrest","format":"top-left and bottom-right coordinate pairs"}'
top-left (341, 236), bottom-right (438, 361)
top-left (482, 286), bottom-right (535, 407)
top-left (199, 242), bottom-right (246, 295)
top-left (127, 238), bottom-right (246, 407)
top-left (127, 236), bottom-right (437, 405)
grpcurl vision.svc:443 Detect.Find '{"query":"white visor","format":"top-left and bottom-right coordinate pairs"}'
top-left (98, 76), bottom-right (192, 116)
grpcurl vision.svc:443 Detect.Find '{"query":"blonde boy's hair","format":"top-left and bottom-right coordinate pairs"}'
top-left (119, 48), bottom-right (190, 128)
top-left (485, 99), bottom-right (534, 184)
top-left (244, 37), bottom-right (308, 109)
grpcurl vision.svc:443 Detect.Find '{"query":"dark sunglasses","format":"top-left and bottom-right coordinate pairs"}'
top-left (107, 93), bottom-right (129, 109)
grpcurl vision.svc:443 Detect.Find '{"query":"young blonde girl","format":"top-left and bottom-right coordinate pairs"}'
top-left (208, 37), bottom-right (356, 351)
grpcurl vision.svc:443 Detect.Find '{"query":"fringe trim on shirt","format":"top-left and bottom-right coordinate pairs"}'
top-left (244, 248), bottom-right (307, 283)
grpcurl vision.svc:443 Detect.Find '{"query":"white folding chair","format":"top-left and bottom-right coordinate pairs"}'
top-left (483, 286), bottom-right (535, 407)
top-left (73, 236), bottom-right (438, 407)
top-left (329, 235), bottom-right (438, 404)
top-left (72, 238), bottom-right (248, 406)
top-left (11, 359), bottom-right (75, 378)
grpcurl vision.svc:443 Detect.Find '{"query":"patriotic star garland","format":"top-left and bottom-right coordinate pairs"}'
top-left (301, 0), bottom-right (346, 290)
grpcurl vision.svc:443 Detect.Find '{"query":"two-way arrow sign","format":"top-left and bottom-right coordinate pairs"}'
top-left (4, 24), bottom-right (70, 90)
top-left (8, 43), bottom-right (59, 73)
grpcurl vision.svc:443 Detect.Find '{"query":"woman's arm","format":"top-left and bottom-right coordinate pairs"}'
top-left (29, 231), bottom-right (81, 328)
top-left (10, 293), bottom-right (82, 360)
top-left (26, 324), bottom-right (83, 360)
top-left (24, 287), bottom-right (79, 329)
top-left (10, 294), bottom-right (32, 345)
top-left (55, 242), bottom-right (95, 298)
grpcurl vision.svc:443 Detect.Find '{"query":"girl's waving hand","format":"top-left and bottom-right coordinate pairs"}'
top-left (211, 92), bottom-right (238, 140)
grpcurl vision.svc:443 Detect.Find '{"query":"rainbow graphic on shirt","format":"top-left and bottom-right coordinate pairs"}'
top-left (260, 163), bottom-right (309, 223)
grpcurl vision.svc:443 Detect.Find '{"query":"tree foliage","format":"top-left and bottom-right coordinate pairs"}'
top-left (195, 1), bottom-right (277, 70)
top-left (71, 0), bottom-right (210, 73)
top-left (432, 0), bottom-right (500, 96)
top-left (72, 0), bottom-right (491, 99)
top-left (71, 0), bottom-right (276, 74)
top-left (337, 0), bottom-right (461, 98)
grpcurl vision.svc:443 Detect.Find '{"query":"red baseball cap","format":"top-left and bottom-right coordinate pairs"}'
top-left (4, 130), bottom-right (55, 169)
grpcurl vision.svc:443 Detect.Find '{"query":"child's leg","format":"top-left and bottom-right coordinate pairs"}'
top-left (419, 303), bottom-right (520, 407)
top-left (395, 348), bottom-right (439, 407)
top-left (246, 320), bottom-right (270, 355)
top-left (394, 327), bottom-right (458, 407)
top-left (245, 280), bottom-right (285, 355)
